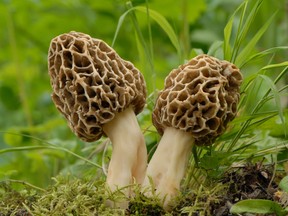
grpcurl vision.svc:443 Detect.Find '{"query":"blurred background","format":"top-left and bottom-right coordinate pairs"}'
top-left (0, 0), bottom-right (287, 188)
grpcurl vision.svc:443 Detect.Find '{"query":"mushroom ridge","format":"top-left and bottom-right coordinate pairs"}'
top-left (152, 54), bottom-right (242, 146)
top-left (48, 31), bottom-right (146, 142)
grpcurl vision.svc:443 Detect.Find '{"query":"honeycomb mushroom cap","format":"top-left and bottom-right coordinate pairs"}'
top-left (48, 31), bottom-right (146, 142)
top-left (152, 54), bottom-right (242, 146)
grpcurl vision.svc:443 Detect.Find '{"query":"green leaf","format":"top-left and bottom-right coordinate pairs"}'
top-left (279, 176), bottom-right (288, 192)
top-left (223, 0), bottom-right (247, 61)
top-left (4, 130), bottom-right (23, 147)
top-left (148, 0), bottom-right (206, 24)
top-left (112, 5), bottom-right (181, 58)
top-left (112, 9), bottom-right (131, 47)
top-left (259, 74), bottom-right (286, 134)
top-left (223, 11), bottom-right (234, 61)
top-left (134, 6), bottom-right (181, 58)
top-left (235, 12), bottom-right (277, 67)
top-left (199, 151), bottom-right (230, 170)
top-left (230, 199), bottom-right (287, 215)
top-left (262, 62), bottom-right (288, 70)
top-left (0, 131), bottom-right (103, 170)
top-left (240, 46), bottom-right (288, 68)
top-left (207, 41), bottom-right (223, 57)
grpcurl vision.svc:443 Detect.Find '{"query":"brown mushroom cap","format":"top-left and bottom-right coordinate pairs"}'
top-left (152, 54), bottom-right (242, 146)
top-left (48, 31), bottom-right (146, 142)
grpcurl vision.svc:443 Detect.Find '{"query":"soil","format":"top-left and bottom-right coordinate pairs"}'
top-left (169, 162), bottom-right (284, 216)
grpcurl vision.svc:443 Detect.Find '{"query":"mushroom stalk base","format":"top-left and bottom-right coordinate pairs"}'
top-left (103, 107), bottom-right (147, 208)
top-left (143, 127), bottom-right (194, 209)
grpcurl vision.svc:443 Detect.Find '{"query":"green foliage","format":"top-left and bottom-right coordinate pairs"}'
top-left (230, 199), bottom-right (288, 216)
top-left (279, 176), bottom-right (288, 192)
top-left (0, 0), bottom-right (288, 214)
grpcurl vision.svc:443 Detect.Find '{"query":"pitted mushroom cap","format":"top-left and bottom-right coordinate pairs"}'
top-left (152, 54), bottom-right (242, 146)
top-left (48, 31), bottom-right (146, 142)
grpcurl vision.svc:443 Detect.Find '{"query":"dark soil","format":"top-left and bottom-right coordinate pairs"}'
top-left (169, 162), bottom-right (284, 216)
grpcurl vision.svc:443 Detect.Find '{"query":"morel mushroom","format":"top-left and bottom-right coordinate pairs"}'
top-left (48, 31), bottom-right (147, 207)
top-left (144, 54), bottom-right (242, 208)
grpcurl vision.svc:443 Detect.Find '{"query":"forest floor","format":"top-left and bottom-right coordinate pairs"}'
top-left (0, 162), bottom-right (287, 216)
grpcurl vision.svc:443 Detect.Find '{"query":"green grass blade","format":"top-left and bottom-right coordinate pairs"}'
top-left (113, 4), bottom-right (181, 59)
top-left (0, 145), bottom-right (103, 170)
top-left (232, 0), bottom-right (264, 63)
top-left (0, 179), bottom-right (46, 192)
top-left (111, 9), bottom-right (131, 47)
top-left (223, 2), bottom-right (241, 61)
top-left (231, 0), bottom-right (249, 63)
top-left (0, 131), bottom-right (103, 170)
top-left (145, 0), bottom-right (154, 62)
top-left (235, 12), bottom-right (277, 66)
top-left (134, 6), bottom-right (181, 60)
top-left (262, 62), bottom-right (288, 70)
top-left (223, 15), bottom-right (233, 61)
top-left (227, 65), bottom-right (287, 151)
top-left (207, 40), bottom-right (223, 57)
top-left (240, 46), bottom-right (288, 68)
top-left (126, 2), bottom-right (155, 92)
top-left (259, 74), bottom-right (285, 134)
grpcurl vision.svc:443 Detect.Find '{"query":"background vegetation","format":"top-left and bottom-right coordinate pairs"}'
top-left (0, 0), bottom-right (288, 214)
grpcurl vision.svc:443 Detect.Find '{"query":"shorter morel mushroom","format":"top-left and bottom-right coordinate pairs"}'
top-left (48, 31), bottom-right (147, 208)
top-left (143, 54), bottom-right (243, 209)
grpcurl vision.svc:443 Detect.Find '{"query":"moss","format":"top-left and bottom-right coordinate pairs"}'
top-left (0, 163), bottom-right (285, 215)
top-left (127, 185), bottom-right (165, 216)
top-left (32, 176), bottom-right (127, 215)
top-left (0, 181), bottom-right (37, 215)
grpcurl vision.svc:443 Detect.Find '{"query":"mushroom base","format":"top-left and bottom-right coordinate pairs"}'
top-left (143, 127), bottom-right (194, 210)
top-left (103, 107), bottom-right (147, 208)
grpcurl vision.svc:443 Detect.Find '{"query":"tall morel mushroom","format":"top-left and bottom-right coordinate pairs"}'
top-left (48, 31), bottom-right (147, 207)
top-left (144, 54), bottom-right (242, 208)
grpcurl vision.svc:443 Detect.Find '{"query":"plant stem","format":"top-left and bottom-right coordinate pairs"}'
top-left (6, 5), bottom-right (33, 127)
top-left (181, 0), bottom-right (190, 60)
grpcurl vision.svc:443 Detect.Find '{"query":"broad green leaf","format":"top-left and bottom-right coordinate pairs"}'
top-left (279, 176), bottom-right (288, 192)
top-left (199, 151), bottom-right (231, 170)
top-left (230, 199), bottom-right (286, 215)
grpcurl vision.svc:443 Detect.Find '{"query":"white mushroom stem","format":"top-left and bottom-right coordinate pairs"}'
top-left (143, 127), bottom-right (194, 208)
top-left (103, 107), bottom-right (147, 207)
